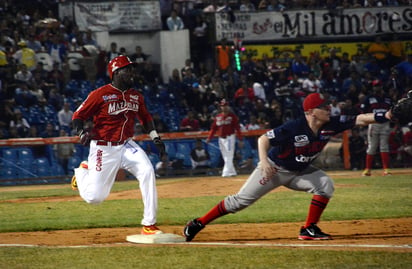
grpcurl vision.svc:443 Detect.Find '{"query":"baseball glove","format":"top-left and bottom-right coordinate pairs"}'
top-left (391, 90), bottom-right (412, 125)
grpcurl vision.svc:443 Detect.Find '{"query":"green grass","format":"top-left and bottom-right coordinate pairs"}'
top-left (0, 173), bottom-right (411, 269)
top-left (0, 247), bottom-right (411, 269)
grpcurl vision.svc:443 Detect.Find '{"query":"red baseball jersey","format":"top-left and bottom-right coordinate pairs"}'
top-left (72, 84), bottom-right (152, 142)
top-left (207, 112), bottom-right (243, 140)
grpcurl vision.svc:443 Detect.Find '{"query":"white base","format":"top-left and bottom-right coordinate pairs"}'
top-left (126, 233), bottom-right (185, 244)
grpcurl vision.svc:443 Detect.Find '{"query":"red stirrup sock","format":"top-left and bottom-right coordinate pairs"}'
top-left (198, 200), bottom-right (228, 225)
top-left (304, 195), bottom-right (330, 228)
top-left (380, 152), bottom-right (390, 169)
top-left (365, 154), bottom-right (374, 170)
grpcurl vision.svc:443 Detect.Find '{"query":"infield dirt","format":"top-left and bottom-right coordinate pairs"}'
top-left (1, 170), bottom-right (411, 251)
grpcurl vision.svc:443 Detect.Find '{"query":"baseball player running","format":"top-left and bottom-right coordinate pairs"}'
top-left (184, 93), bottom-right (392, 241)
top-left (71, 55), bottom-right (166, 235)
top-left (206, 99), bottom-right (243, 177)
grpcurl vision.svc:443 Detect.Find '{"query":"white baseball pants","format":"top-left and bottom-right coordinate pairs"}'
top-left (74, 139), bottom-right (158, 226)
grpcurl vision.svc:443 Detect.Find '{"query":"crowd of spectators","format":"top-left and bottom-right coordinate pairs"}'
top-left (1, 1), bottom-right (412, 170)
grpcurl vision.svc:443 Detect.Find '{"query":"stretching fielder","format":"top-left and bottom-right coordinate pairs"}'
top-left (71, 55), bottom-right (166, 235)
top-left (184, 93), bottom-right (392, 241)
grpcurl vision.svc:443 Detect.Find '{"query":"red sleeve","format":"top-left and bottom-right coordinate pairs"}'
top-left (207, 118), bottom-right (217, 140)
top-left (72, 89), bottom-right (101, 121)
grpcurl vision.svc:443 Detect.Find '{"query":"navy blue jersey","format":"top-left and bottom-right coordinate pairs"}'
top-left (266, 116), bottom-right (356, 171)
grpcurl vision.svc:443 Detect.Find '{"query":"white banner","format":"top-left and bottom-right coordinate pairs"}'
top-left (74, 1), bottom-right (161, 32)
top-left (215, 7), bottom-right (412, 41)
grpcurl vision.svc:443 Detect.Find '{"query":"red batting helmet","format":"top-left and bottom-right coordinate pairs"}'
top-left (107, 55), bottom-right (136, 79)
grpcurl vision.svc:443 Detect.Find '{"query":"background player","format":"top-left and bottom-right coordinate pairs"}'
top-left (184, 93), bottom-right (392, 241)
top-left (71, 55), bottom-right (166, 235)
top-left (205, 99), bottom-right (243, 177)
top-left (361, 80), bottom-right (393, 176)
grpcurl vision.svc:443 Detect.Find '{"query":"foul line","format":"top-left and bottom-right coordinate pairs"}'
top-left (1, 242), bottom-right (411, 249)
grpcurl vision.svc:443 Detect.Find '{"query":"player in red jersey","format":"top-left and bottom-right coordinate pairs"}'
top-left (71, 55), bottom-right (166, 235)
top-left (206, 99), bottom-right (243, 177)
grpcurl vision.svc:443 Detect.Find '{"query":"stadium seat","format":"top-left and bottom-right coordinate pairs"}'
top-left (175, 142), bottom-right (192, 167)
top-left (33, 157), bottom-right (51, 177)
top-left (164, 141), bottom-right (177, 159)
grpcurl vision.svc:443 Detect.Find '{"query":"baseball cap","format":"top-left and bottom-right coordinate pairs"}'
top-left (107, 55), bottom-right (136, 79)
top-left (220, 99), bottom-right (229, 106)
top-left (303, 93), bottom-right (329, 111)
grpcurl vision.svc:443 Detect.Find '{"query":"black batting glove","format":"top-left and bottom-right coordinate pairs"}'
top-left (153, 137), bottom-right (166, 159)
top-left (78, 130), bottom-right (91, 146)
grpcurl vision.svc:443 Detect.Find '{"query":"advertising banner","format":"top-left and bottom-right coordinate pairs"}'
top-left (74, 1), bottom-right (161, 32)
top-left (215, 7), bottom-right (412, 41)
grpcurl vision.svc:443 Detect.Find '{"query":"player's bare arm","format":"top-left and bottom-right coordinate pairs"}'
top-left (258, 134), bottom-right (277, 178)
top-left (355, 111), bottom-right (392, 126)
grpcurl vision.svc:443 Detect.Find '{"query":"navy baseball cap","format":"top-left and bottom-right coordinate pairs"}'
top-left (303, 93), bottom-right (330, 111)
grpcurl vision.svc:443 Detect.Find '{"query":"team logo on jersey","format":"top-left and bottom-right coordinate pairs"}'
top-left (102, 94), bottom-right (118, 102)
top-left (294, 135), bottom-right (309, 146)
top-left (129, 94), bottom-right (139, 100)
top-left (216, 116), bottom-right (232, 126)
top-left (266, 130), bottom-right (275, 139)
top-left (108, 101), bottom-right (139, 115)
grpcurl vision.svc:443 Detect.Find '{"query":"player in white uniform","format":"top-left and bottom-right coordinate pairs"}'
top-left (71, 56), bottom-right (166, 235)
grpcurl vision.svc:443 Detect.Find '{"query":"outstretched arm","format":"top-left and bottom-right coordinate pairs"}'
top-left (355, 111), bottom-right (392, 126)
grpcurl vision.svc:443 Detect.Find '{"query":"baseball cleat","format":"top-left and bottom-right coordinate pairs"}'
top-left (71, 161), bottom-right (88, 191)
top-left (298, 223), bottom-right (332, 240)
top-left (382, 169), bottom-right (392, 176)
top-left (141, 225), bottom-right (163, 235)
top-left (362, 169), bottom-right (371, 177)
top-left (183, 218), bottom-right (205, 242)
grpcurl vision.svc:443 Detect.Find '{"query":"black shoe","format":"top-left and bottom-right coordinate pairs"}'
top-left (298, 223), bottom-right (332, 240)
top-left (183, 219), bottom-right (205, 242)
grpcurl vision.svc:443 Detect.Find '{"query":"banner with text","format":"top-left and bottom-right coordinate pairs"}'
top-left (74, 1), bottom-right (161, 32)
top-left (215, 7), bottom-right (412, 41)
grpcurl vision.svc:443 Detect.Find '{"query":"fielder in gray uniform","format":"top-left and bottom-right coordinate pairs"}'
top-left (184, 93), bottom-right (393, 241)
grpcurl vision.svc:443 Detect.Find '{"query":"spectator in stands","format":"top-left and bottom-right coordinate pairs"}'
top-left (141, 61), bottom-right (160, 87)
top-left (12, 41), bottom-right (36, 71)
top-left (47, 62), bottom-right (65, 92)
top-left (32, 62), bottom-right (48, 82)
top-left (215, 38), bottom-right (232, 73)
top-left (301, 72), bottom-right (322, 95)
top-left (26, 33), bottom-right (42, 53)
top-left (40, 122), bottom-right (58, 138)
top-left (14, 64), bottom-right (33, 84)
top-left (239, 0), bottom-right (256, 11)
top-left (54, 128), bottom-right (75, 174)
top-left (83, 29), bottom-right (99, 48)
top-left (106, 42), bottom-right (119, 63)
top-left (47, 34), bottom-right (67, 68)
top-left (367, 35), bottom-right (389, 68)
top-left (395, 54), bottom-right (412, 85)
top-left (152, 112), bottom-right (169, 133)
top-left (234, 81), bottom-right (255, 106)
top-left (180, 110), bottom-right (200, 131)
top-left (14, 81), bottom-right (37, 107)
top-left (166, 9), bottom-right (185, 31)
top-left (130, 45), bottom-right (149, 72)
top-left (291, 50), bottom-right (310, 78)
top-left (9, 108), bottom-right (30, 137)
top-left (191, 139), bottom-right (211, 170)
top-left (349, 127), bottom-right (367, 170)
top-left (0, 99), bottom-right (14, 130)
top-left (234, 139), bottom-right (254, 172)
top-left (58, 102), bottom-right (73, 132)
top-left (181, 59), bottom-right (194, 78)
top-left (388, 34), bottom-right (405, 67)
